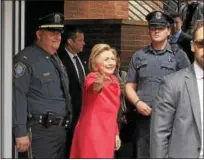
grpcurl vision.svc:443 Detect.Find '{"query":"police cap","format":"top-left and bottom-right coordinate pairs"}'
top-left (146, 11), bottom-right (174, 28)
top-left (38, 13), bottom-right (64, 32)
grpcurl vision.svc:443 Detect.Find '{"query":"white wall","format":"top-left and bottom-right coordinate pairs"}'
top-left (0, 0), bottom-right (2, 156)
top-left (0, 0), bottom-right (25, 158)
top-left (0, 1), bottom-right (13, 158)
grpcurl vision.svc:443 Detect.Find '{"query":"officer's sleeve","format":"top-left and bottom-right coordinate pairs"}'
top-left (176, 49), bottom-right (190, 70)
top-left (13, 60), bottom-right (31, 138)
top-left (127, 54), bottom-right (138, 83)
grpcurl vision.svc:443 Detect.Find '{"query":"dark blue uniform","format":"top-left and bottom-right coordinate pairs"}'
top-left (127, 43), bottom-right (190, 158)
top-left (13, 44), bottom-right (72, 158)
top-left (13, 45), bottom-right (71, 158)
top-left (13, 12), bottom-right (72, 159)
top-left (126, 11), bottom-right (190, 158)
top-left (127, 43), bottom-right (190, 106)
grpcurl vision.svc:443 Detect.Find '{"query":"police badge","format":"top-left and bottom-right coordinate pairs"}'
top-left (155, 12), bottom-right (162, 20)
top-left (14, 62), bottom-right (26, 78)
top-left (54, 14), bottom-right (61, 24)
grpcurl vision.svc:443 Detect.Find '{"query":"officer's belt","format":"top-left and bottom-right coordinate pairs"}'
top-left (28, 115), bottom-right (69, 127)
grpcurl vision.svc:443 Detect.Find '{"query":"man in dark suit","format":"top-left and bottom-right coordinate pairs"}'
top-left (58, 26), bottom-right (86, 156)
top-left (170, 13), bottom-right (194, 63)
top-left (150, 19), bottom-right (204, 158)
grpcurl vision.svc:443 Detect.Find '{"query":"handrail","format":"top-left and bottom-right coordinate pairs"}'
top-left (128, 0), bottom-right (180, 21)
top-left (135, 1), bottom-right (153, 14)
top-left (129, 1), bottom-right (147, 20)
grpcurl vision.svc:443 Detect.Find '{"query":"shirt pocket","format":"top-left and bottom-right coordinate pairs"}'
top-left (160, 61), bottom-right (177, 75)
top-left (136, 59), bottom-right (148, 77)
top-left (39, 74), bottom-right (62, 97)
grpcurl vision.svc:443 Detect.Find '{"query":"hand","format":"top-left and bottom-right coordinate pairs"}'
top-left (119, 82), bottom-right (125, 91)
top-left (95, 72), bottom-right (110, 85)
top-left (136, 100), bottom-right (152, 116)
top-left (115, 135), bottom-right (121, 151)
top-left (16, 136), bottom-right (31, 152)
top-left (93, 72), bottom-right (111, 92)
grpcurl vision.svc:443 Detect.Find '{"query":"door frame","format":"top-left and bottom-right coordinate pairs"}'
top-left (0, 0), bottom-right (25, 158)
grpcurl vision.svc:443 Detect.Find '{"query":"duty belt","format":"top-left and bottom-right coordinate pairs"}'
top-left (28, 112), bottom-right (70, 129)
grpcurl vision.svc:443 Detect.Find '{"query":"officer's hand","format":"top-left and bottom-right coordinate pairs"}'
top-left (135, 101), bottom-right (152, 116)
top-left (119, 82), bottom-right (125, 91)
top-left (16, 136), bottom-right (31, 152)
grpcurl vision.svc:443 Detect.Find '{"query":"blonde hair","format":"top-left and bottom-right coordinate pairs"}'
top-left (88, 43), bottom-right (117, 72)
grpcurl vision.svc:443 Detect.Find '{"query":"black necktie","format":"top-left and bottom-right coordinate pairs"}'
top-left (73, 56), bottom-right (85, 84)
top-left (51, 54), bottom-right (72, 115)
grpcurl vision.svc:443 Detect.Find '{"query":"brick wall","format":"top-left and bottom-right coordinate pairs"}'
top-left (64, 1), bottom-right (128, 19)
top-left (121, 22), bottom-right (150, 69)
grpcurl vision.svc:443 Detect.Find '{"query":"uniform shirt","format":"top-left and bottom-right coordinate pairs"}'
top-left (127, 42), bottom-right (190, 107)
top-left (65, 48), bottom-right (85, 79)
top-left (13, 44), bottom-right (71, 138)
top-left (194, 62), bottom-right (204, 158)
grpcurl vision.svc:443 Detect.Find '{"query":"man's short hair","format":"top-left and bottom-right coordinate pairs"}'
top-left (62, 26), bottom-right (83, 43)
top-left (192, 19), bottom-right (204, 39)
top-left (170, 13), bottom-right (182, 19)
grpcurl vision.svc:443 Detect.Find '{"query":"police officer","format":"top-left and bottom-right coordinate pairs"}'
top-left (125, 11), bottom-right (190, 158)
top-left (13, 13), bottom-right (72, 158)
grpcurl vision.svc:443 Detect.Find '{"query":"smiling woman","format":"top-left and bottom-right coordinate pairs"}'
top-left (70, 44), bottom-right (121, 158)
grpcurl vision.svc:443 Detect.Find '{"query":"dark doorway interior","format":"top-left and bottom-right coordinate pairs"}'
top-left (25, 1), bottom-right (64, 47)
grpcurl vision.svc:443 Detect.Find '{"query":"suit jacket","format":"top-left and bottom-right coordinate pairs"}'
top-left (177, 31), bottom-right (194, 63)
top-left (58, 48), bottom-right (86, 127)
top-left (150, 65), bottom-right (202, 158)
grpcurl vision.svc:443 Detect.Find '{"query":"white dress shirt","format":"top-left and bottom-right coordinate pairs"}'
top-left (194, 62), bottom-right (203, 158)
top-left (65, 48), bottom-right (85, 79)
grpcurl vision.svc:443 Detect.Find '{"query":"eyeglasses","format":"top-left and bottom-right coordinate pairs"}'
top-left (193, 39), bottom-right (204, 48)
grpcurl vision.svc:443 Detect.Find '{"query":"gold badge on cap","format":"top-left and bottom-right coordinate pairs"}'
top-left (155, 12), bottom-right (162, 20)
top-left (54, 14), bottom-right (61, 23)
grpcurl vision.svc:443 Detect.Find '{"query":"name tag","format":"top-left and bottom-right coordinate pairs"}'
top-left (43, 72), bottom-right (50, 76)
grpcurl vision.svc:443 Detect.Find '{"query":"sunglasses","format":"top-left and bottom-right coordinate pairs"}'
top-left (193, 39), bottom-right (204, 48)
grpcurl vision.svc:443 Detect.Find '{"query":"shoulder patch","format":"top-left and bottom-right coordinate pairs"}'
top-left (14, 62), bottom-right (26, 78)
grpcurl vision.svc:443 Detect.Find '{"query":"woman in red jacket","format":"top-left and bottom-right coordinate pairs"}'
top-left (70, 43), bottom-right (121, 158)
